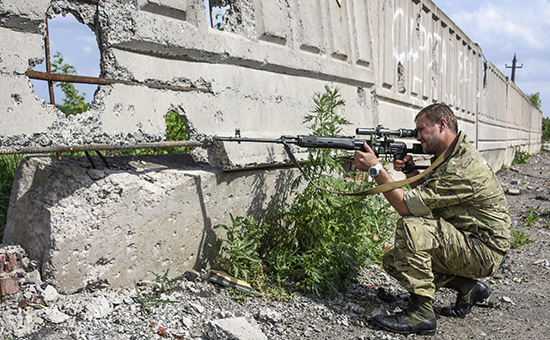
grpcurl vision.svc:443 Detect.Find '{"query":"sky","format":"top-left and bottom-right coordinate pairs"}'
top-left (435, 0), bottom-right (550, 118)
top-left (32, 0), bottom-right (550, 118)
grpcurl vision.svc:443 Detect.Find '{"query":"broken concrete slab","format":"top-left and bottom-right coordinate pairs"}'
top-left (3, 154), bottom-right (299, 293)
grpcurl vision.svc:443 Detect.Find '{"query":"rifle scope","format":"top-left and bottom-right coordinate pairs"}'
top-left (356, 125), bottom-right (417, 138)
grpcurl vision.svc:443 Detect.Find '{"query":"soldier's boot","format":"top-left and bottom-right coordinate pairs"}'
top-left (440, 278), bottom-right (491, 318)
top-left (371, 294), bottom-right (436, 336)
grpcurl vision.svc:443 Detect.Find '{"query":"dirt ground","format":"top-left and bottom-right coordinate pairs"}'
top-left (415, 150), bottom-right (550, 340)
top-left (2, 150), bottom-right (549, 340)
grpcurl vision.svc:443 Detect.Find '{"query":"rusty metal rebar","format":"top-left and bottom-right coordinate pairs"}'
top-left (79, 0), bottom-right (100, 5)
top-left (0, 141), bottom-right (206, 155)
top-left (26, 70), bottom-right (209, 93)
top-left (44, 19), bottom-right (55, 105)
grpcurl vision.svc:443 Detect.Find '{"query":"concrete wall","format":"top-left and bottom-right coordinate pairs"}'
top-left (0, 0), bottom-right (541, 165)
top-left (0, 0), bottom-right (543, 292)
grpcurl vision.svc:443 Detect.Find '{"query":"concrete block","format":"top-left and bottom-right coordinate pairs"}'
top-left (100, 84), bottom-right (170, 137)
top-left (326, 0), bottom-right (350, 61)
top-left (4, 154), bottom-right (299, 293)
top-left (0, 0), bottom-right (49, 33)
top-left (0, 75), bottom-right (58, 136)
top-left (351, 0), bottom-right (373, 67)
top-left (0, 27), bottom-right (44, 74)
top-left (110, 48), bottom-right (377, 170)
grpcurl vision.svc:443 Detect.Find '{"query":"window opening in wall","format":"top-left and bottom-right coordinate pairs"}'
top-left (205, 0), bottom-right (231, 29)
top-left (30, 13), bottom-right (100, 116)
top-left (113, 111), bottom-right (190, 156)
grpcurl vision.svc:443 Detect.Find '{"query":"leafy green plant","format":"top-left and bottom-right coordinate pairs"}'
top-left (528, 92), bottom-right (542, 109)
top-left (213, 87), bottom-right (397, 299)
top-left (133, 281), bottom-right (177, 315)
top-left (119, 111), bottom-right (189, 156)
top-left (512, 149), bottom-right (532, 165)
top-left (52, 52), bottom-right (90, 117)
top-left (525, 206), bottom-right (539, 226)
top-left (151, 269), bottom-right (185, 293)
top-left (510, 227), bottom-right (534, 249)
top-left (214, 214), bottom-right (263, 283)
top-left (543, 117), bottom-right (550, 142)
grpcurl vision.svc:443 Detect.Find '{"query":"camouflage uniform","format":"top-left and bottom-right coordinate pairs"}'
top-left (383, 132), bottom-right (511, 299)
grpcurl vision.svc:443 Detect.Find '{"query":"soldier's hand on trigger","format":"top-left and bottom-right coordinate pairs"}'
top-left (394, 155), bottom-right (414, 172)
top-left (354, 142), bottom-right (380, 172)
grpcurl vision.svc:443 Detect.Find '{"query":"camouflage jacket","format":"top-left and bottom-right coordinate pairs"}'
top-left (404, 132), bottom-right (511, 252)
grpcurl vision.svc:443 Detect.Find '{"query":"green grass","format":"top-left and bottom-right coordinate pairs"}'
top-left (0, 155), bottom-right (23, 238)
top-left (511, 227), bottom-right (534, 249)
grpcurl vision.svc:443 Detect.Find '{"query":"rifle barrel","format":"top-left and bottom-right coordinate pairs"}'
top-left (214, 136), bottom-right (295, 144)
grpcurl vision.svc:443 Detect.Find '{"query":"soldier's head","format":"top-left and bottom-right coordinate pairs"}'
top-left (415, 103), bottom-right (458, 134)
top-left (414, 103), bottom-right (458, 155)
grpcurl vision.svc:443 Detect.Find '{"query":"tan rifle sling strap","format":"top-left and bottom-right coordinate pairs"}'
top-left (282, 134), bottom-right (458, 196)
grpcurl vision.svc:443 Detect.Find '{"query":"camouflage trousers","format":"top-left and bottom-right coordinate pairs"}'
top-left (382, 215), bottom-right (505, 299)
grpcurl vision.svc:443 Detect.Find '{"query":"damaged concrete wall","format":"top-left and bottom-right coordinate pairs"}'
top-left (0, 0), bottom-right (542, 292)
top-left (0, 0), bottom-right (541, 166)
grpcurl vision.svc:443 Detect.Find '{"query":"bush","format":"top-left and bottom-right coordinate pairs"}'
top-left (213, 87), bottom-right (397, 298)
top-left (512, 149), bottom-right (532, 165)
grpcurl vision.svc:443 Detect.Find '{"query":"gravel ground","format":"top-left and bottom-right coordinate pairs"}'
top-left (1, 150), bottom-right (550, 340)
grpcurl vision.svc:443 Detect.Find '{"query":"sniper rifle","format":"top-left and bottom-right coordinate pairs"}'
top-left (214, 125), bottom-right (428, 172)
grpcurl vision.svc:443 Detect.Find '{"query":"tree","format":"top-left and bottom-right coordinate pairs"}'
top-left (542, 117), bottom-right (550, 142)
top-left (528, 92), bottom-right (542, 109)
top-left (51, 52), bottom-right (90, 116)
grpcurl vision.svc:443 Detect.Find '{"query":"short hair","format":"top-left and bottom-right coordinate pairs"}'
top-left (415, 103), bottom-right (458, 133)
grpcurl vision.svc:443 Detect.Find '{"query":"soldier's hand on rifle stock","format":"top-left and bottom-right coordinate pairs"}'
top-left (353, 142), bottom-right (379, 172)
top-left (394, 155), bottom-right (414, 172)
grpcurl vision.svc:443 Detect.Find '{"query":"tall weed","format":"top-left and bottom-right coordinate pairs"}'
top-left (213, 87), bottom-right (397, 298)
top-left (512, 149), bottom-right (531, 165)
top-left (0, 155), bottom-right (23, 238)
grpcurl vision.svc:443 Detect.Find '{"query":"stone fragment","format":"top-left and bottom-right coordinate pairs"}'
top-left (256, 308), bottom-right (283, 323)
top-left (24, 269), bottom-right (42, 284)
top-left (501, 296), bottom-right (515, 305)
top-left (190, 302), bottom-right (205, 314)
top-left (43, 306), bottom-right (71, 324)
top-left (182, 316), bottom-right (193, 328)
top-left (206, 317), bottom-right (268, 340)
top-left (0, 252), bottom-right (23, 273)
top-left (85, 295), bottom-right (113, 319)
top-left (42, 285), bottom-right (60, 304)
top-left (158, 326), bottom-right (167, 337)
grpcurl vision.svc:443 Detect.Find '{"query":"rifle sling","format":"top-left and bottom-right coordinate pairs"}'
top-left (282, 139), bottom-right (456, 196)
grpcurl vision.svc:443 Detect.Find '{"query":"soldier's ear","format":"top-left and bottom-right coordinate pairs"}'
top-left (438, 118), bottom-right (448, 132)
